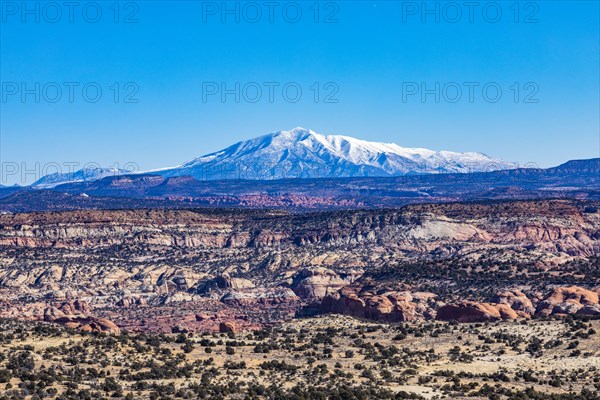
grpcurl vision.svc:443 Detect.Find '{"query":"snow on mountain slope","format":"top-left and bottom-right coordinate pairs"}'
top-left (32, 167), bottom-right (129, 189)
top-left (32, 128), bottom-right (515, 187)
top-left (157, 127), bottom-right (514, 180)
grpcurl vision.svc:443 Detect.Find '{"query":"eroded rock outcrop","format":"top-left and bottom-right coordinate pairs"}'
top-left (0, 201), bottom-right (597, 332)
top-left (221, 288), bottom-right (299, 307)
top-left (43, 299), bottom-right (120, 334)
top-left (196, 274), bottom-right (255, 295)
top-left (535, 286), bottom-right (600, 316)
top-left (437, 301), bottom-right (519, 323)
top-left (321, 287), bottom-right (437, 322)
top-left (291, 268), bottom-right (352, 300)
top-left (490, 290), bottom-right (535, 316)
top-left (219, 321), bottom-right (238, 333)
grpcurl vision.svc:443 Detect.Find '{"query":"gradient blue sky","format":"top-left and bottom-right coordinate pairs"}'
top-left (1, 0), bottom-right (599, 184)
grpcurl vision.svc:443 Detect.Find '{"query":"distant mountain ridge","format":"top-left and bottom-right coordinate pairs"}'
top-left (32, 167), bottom-right (130, 189)
top-left (32, 127), bottom-right (514, 188)
top-left (546, 158), bottom-right (600, 173)
top-left (2, 155), bottom-right (595, 213)
top-left (157, 127), bottom-right (514, 180)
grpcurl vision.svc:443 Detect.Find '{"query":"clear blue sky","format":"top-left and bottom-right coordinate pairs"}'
top-left (1, 1), bottom-right (599, 184)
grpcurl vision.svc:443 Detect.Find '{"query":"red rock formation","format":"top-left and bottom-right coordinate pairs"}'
top-left (47, 314), bottom-right (121, 334)
top-left (535, 286), bottom-right (600, 316)
top-left (195, 313), bottom-right (216, 322)
top-left (321, 287), bottom-right (436, 322)
top-left (437, 301), bottom-right (519, 323)
top-left (43, 299), bottom-right (120, 334)
top-left (58, 299), bottom-right (92, 315)
top-left (219, 321), bottom-right (238, 333)
top-left (291, 268), bottom-right (351, 299)
top-left (490, 290), bottom-right (535, 316)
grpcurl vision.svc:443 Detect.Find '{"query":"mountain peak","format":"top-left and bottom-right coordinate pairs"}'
top-left (31, 128), bottom-right (516, 187)
top-left (282, 127), bottom-right (314, 135)
top-left (265, 127), bottom-right (320, 144)
top-left (161, 128), bottom-right (514, 180)
top-left (267, 127), bottom-right (316, 141)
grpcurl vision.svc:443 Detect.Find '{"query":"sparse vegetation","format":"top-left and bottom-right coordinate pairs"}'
top-left (0, 316), bottom-right (597, 399)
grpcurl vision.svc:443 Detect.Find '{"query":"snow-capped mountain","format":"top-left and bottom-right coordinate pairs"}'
top-left (32, 128), bottom-right (515, 187)
top-left (32, 167), bottom-right (129, 189)
top-left (156, 127), bottom-right (514, 180)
